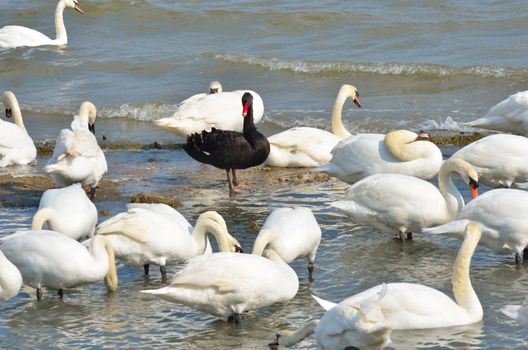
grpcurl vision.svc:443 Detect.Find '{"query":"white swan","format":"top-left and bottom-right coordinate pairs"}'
top-left (252, 207), bottom-right (321, 274)
top-left (422, 188), bottom-right (528, 263)
top-left (332, 158), bottom-right (479, 241)
top-left (501, 305), bottom-right (528, 325)
top-left (0, 0), bottom-right (84, 48)
top-left (140, 249), bottom-right (298, 322)
top-left (155, 83), bottom-right (264, 137)
top-left (272, 223), bottom-right (483, 349)
top-left (466, 91), bottom-right (528, 135)
top-left (450, 134), bottom-right (528, 188)
top-left (35, 184), bottom-right (97, 240)
top-left (0, 230), bottom-right (117, 300)
top-left (319, 129), bottom-right (442, 184)
top-left (95, 206), bottom-right (241, 278)
top-left (45, 101), bottom-right (107, 199)
top-left (0, 249), bottom-right (22, 301)
top-left (0, 91), bottom-right (37, 167)
top-left (265, 84), bottom-right (360, 167)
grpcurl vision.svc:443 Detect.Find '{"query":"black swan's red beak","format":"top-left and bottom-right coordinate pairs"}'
top-left (242, 101), bottom-right (250, 117)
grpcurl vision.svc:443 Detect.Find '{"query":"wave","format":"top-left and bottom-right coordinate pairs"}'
top-left (208, 53), bottom-right (527, 79)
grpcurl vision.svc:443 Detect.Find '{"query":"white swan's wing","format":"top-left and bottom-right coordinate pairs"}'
top-left (0, 25), bottom-right (54, 48)
top-left (125, 203), bottom-right (192, 234)
top-left (177, 93), bottom-right (207, 107)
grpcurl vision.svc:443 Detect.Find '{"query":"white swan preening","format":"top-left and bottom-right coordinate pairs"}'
top-left (0, 91), bottom-right (37, 167)
top-left (141, 249), bottom-right (298, 322)
top-left (0, 0), bottom-right (84, 48)
top-left (272, 223), bottom-right (483, 349)
top-left (450, 134), bottom-right (528, 188)
top-left (332, 158), bottom-right (479, 241)
top-left (35, 184), bottom-right (97, 240)
top-left (466, 91), bottom-right (528, 136)
top-left (265, 84), bottom-right (361, 167)
top-left (0, 231), bottom-right (117, 300)
top-left (423, 188), bottom-right (528, 263)
top-left (45, 101), bottom-right (107, 199)
top-left (0, 249), bottom-right (22, 301)
top-left (501, 304), bottom-right (528, 326)
top-left (252, 207), bottom-right (321, 274)
top-left (95, 206), bottom-right (241, 278)
top-left (319, 129), bottom-right (442, 184)
top-left (155, 82), bottom-right (264, 137)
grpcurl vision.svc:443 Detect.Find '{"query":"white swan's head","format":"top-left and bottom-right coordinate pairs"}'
top-left (443, 158), bottom-right (479, 199)
top-left (2, 91), bottom-right (17, 119)
top-left (383, 129), bottom-right (439, 162)
top-left (197, 211), bottom-right (243, 253)
top-left (62, 0), bottom-right (84, 14)
top-left (339, 84), bottom-right (361, 108)
top-left (209, 81), bottom-right (222, 94)
top-left (78, 101), bottom-right (97, 134)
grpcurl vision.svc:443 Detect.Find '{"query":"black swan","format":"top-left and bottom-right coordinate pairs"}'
top-left (184, 92), bottom-right (270, 191)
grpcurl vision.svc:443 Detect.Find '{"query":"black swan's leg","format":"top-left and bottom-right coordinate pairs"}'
top-left (144, 264), bottom-right (150, 275)
top-left (406, 232), bottom-right (413, 240)
top-left (232, 169), bottom-right (238, 187)
top-left (226, 169), bottom-right (234, 191)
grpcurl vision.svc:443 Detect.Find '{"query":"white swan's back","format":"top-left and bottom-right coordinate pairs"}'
top-left (141, 251), bottom-right (298, 317)
top-left (155, 90), bottom-right (264, 137)
top-left (466, 91), bottom-right (528, 135)
top-left (38, 184), bottom-right (97, 240)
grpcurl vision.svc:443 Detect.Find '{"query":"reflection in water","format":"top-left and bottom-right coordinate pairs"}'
top-left (0, 149), bottom-right (527, 349)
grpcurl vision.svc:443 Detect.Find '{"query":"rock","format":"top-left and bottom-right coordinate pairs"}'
top-left (100, 210), bottom-right (109, 217)
top-left (130, 192), bottom-right (182, 208)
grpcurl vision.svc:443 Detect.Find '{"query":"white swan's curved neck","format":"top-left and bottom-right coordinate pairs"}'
top-left (251, 229), bottom-right (279, 257)
top-left (277, 320), bottom-right (319, 347)
top-left (3, 92), bottom-right (27, 134)
top-left (31, 207), bottom-right (59, 230)
top-left (452, 227), bottom-right (482, 317)
top-left (89, 236), bottom-right (118, 292)
top-left (331, 87), bottom-right (352, 139)
top-left (54, 1), bottom-right (68, 44)
top-left (191, 218), bottom-right (230, 253)
top-left (438, 163), bottom-right (465, 217)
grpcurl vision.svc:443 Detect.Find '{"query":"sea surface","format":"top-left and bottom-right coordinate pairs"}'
top-left (1, 1), bottom-right (528, 349)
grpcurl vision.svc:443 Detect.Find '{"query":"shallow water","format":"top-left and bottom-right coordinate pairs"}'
top-left (1, 147), bottom-right (528, 349)
top-left (1, 1), bottom-right (528, 349)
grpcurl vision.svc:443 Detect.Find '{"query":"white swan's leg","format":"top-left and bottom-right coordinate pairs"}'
top-left (58, 289), bottom-right (64, 299)
top-left (515, 253), bottom-right (523, 264)
top-left (37, 288), bottom-right (43, 300)
top-left (89, 187), bottom-right (96, 201)
top-left (406, 232), bottom-right (413, 240)
top-left (144, 264), bottom-right (150, 275)
top-left (160, 265), bottom-right (167, 281)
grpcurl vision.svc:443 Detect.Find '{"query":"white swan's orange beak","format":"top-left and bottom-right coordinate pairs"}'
top-left (74, 3), bottom-right (84, 14)
top-left (353, 96), bottom-right (362, 108)
top-left (469, 180), bottom-right (479, 199)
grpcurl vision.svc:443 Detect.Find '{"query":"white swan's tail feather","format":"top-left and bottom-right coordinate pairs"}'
top-left (421, 220), bottom-right (471, 236)
top-left (311, 294), bottom-right (337, 311)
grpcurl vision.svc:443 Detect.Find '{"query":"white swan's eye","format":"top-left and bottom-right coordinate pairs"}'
top-left (356, 91), bottom-right (360, 97)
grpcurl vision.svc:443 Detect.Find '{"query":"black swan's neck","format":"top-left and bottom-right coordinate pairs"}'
top-left (243, 105), bottom-right (258, 146)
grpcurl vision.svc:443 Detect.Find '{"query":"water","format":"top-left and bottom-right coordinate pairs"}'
top-left (1, 0), bottom-right (528, 349)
